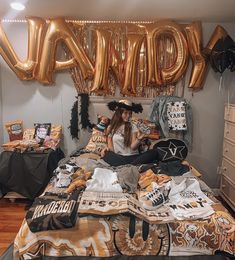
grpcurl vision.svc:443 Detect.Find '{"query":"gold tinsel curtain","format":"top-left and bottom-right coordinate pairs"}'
top-left (63, 22), bottom-right (179, 98)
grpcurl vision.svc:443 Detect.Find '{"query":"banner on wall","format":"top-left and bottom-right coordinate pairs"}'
top-left (0, 17), bottom-right (228, 97)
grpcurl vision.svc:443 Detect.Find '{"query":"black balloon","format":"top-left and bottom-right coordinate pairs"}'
top-left (227, 43), bottom-right (235, 72)
top-left (210, 35), bottom-right (235, 74)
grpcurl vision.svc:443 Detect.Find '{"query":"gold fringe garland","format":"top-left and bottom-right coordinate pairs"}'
top-left (62, 23), bottom-right (182, 98)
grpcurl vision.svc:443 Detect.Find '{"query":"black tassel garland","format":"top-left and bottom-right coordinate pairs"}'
top-left (69, 94), bottom-right (94, 139)
top-left (69, 98), bottom-right (79, 139)
top-left (79, 93), bottom-right (94, 130)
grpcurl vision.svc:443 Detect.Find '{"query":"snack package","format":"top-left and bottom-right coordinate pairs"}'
top-left (1, 140), bottom-right (21, 151)
top-left (132, 118), bottom-right (160, 139)
top-left (5, 120), bottom-right (23, 141)
top-left (19, 139), bottom-right (39, 152)
top-left (50, 125), bottom-right (62, 140)
top-left (42, 125), bottom-right (62, 149)
top-left (43, 137), bottom-right (60, 150)
top-left (34, 123), bottom-right (51, 145)
top-left (23, 128), bottom-right (35, 140)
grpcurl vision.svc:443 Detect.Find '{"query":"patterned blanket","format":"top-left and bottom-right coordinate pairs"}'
top-left (13, 156), bottom-right (235, 259)
top-left (14, 202), bottom-right (234, 259)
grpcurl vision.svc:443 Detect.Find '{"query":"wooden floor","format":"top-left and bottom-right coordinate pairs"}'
top-left (0, 198), bottom-right (29, 255)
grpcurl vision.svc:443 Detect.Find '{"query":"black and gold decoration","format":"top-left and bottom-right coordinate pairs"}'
top-left (69, 93), bottom-right (94, 139)
top-left (112, 215), bottom-right (170, 256)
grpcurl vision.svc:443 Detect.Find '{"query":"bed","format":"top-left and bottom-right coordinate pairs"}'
top-left (11, 98), bottom-right (235, 259)
top-left (12, 155), bottom-right (235, 260)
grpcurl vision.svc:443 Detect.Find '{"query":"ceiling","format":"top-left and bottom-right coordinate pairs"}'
top-left (0, 0), bottom-right (235, 22)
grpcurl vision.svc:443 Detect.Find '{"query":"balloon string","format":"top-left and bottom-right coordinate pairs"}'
top-left (219, 75), bottom-right (223, 92)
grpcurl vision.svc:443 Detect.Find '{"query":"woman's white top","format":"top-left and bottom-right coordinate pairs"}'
top-left (110, 123), bottom-right (138, 156)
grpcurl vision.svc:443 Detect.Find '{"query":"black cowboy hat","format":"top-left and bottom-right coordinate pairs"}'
top-left (107, 99), bottom-right (143, 113)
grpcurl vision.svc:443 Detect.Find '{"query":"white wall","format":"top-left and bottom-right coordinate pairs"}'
top-left (0, 21), bottom-right (235, 187)
top-left (0, 23), bottom-right (80, 155)
top-left (184, 23), bottom-right (235, 188)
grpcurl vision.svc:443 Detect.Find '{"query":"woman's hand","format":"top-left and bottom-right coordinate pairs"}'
top-left (101, 147), bottom-right (109, 157)
top-left (137, 130), bottom-right (146, 141)
top-left (130, 130), bottom-right (146, 150)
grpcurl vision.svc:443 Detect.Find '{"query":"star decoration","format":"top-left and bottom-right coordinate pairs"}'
top-left (157, 141), bottom-right (186, 161)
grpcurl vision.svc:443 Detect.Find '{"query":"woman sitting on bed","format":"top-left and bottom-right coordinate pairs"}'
top-left (101, 99), bottom-right (159, 167)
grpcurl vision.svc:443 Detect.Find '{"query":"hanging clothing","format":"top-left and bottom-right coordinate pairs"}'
top-left (149, 95), bottom-right (193, 150)
top-left (166, 101), bottom-right (187, 130)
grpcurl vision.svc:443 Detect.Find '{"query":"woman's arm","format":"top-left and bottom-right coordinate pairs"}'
top-left (101, 135), bottom-right (114, 157)
top-left (107, 135), bottom-right (114, 151)
top-left (106, 126), bottom-right (114, 152)
top-left (101, 126), bottom-right (114, 157)
top-left (130, 131), bottom-right (145, 150)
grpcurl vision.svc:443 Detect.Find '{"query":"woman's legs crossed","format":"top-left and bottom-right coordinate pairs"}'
top-left (102, 151), bottom-right (139, 167)
top-left (131, 149), bottom-right (159, 165)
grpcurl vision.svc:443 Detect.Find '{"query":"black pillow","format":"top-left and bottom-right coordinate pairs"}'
top-left (153, 138), bottom-right (188, 162)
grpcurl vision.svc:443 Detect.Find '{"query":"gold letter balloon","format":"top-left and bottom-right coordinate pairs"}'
top-left (0, 17), bottom-right (45, 80)
top-left (0, 17), bottom-right (229, 94)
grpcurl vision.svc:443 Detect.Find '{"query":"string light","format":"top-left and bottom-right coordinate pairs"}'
top-left (67, 20), bottom-right (154, 24)
top-left (1, 18), bottom-right (155, 24)
top-left (1, 19), bottom-right (27, 23)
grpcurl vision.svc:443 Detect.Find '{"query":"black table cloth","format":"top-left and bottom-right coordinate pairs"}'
top-left (0, 148), bottom-right (64, 200)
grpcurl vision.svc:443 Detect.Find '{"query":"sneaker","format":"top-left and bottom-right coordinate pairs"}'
top-left (139, 187), bottom-right (169, 210)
